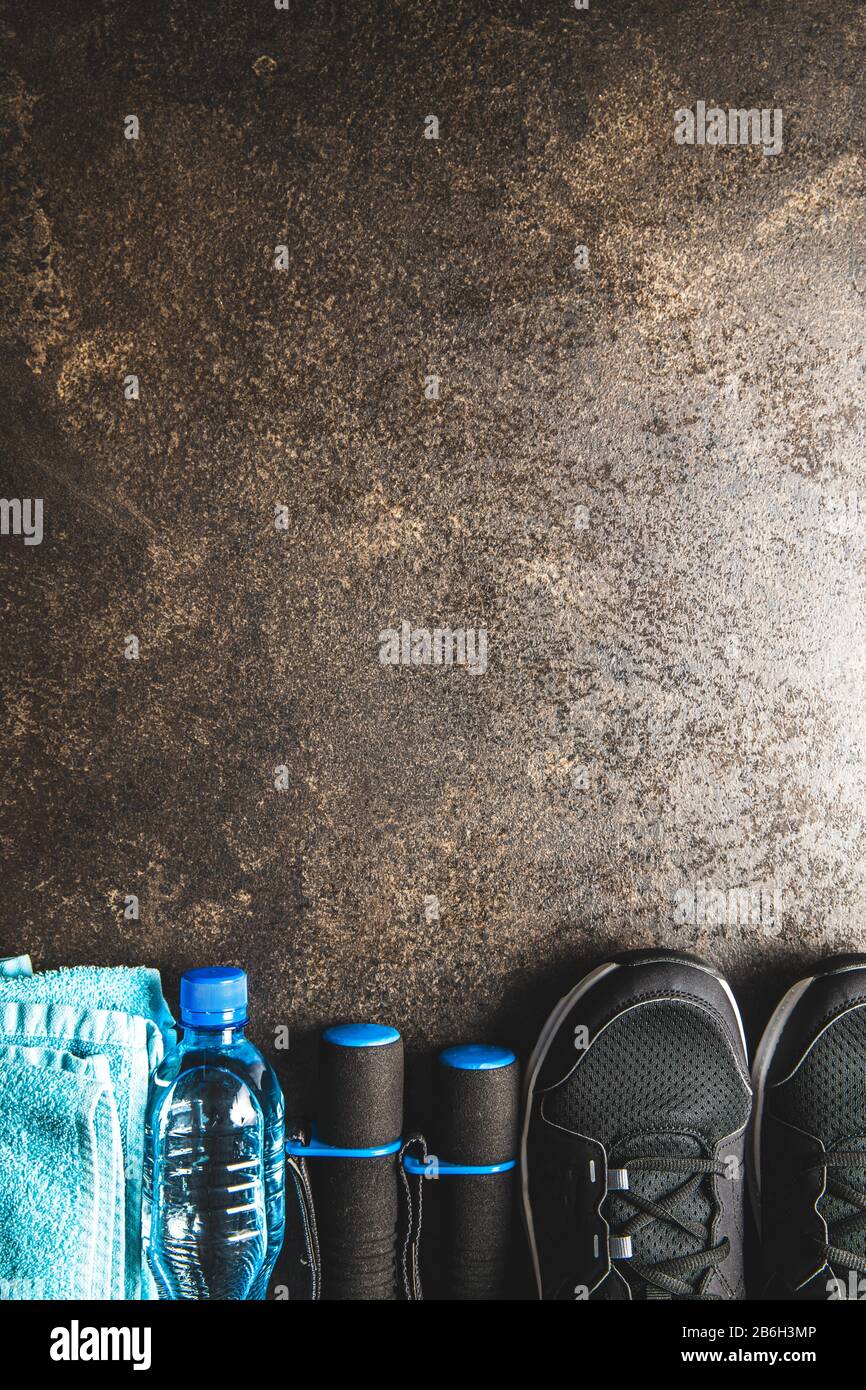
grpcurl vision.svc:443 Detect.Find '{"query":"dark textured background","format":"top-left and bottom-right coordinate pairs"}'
top-left (2, 0), bottom-right (865, 1136)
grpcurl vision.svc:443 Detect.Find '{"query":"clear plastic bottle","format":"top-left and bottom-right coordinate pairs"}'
top-left (143, 966), bottom-right (285, 1300)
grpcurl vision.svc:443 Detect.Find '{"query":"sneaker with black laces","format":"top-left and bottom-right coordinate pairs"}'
top-left (753, 954), bottom-right (866, 1300)
top-left (521, 949), bottom-right (752, 1300)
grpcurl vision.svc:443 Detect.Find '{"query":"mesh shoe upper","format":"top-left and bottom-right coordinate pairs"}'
top-left (524, 955), bottom-right (751, 1301)
top-left (545, 1000), bottom-right (749, 1143)
top-left (544, 1000), bottom-right (751, 1295)
top-left (772, 1008), bottom-right (866, 1148)
top-left (765, 998), bottom-right (866, 1292)
top-left (547, 1000), bottom-right (750, 1289)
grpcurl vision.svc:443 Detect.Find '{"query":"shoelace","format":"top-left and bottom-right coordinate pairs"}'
top-left (607, 1156), bottom-right (731, 1299)
top-left (804, 1152), bottom-right (866, 1276)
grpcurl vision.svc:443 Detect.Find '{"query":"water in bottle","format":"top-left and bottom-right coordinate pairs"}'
top-left (143, 966), bottom-right (285, 1299)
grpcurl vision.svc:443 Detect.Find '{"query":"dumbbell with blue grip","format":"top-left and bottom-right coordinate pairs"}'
top-left (406, 1043), bottom-right (519, 1300)
top-left (289, 1023), bottom-right (404, 1300)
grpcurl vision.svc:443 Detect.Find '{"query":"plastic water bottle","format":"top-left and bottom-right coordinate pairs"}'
top-left (143, 966), bottom-right (285, 1300)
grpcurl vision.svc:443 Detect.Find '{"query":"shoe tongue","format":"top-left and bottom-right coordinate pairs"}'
top-left (824, 1137), bottom-right (866, 1279)
top-left (608, 1135), bottom-right (712, 1299)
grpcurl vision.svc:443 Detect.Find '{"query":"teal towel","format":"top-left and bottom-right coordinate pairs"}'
top-left (0, 966), bottom-right (175, 1049)
top-left (0, 966), bottom-right (176, 1300)
top-left (0, 955), bottom-right (32, 978)
top-left (0, 1052), bottom-right (125, 1299)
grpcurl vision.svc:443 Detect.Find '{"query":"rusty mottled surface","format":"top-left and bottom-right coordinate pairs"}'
top-left (1, 0), bottom-right (866, 1119)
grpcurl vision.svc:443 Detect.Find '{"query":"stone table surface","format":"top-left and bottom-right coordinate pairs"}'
top-left (2, 0), bottom-right (866, 1121)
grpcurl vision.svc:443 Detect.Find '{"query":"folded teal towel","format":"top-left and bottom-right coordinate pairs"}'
top-left (0, 966), bottom-right (175, 1049)
top-left (0, 955), bottom-right (32, 978)
top-left (0, 965), bottom-right (176, 1300)
top-left (0, 1052), bottom-right (124, 1299)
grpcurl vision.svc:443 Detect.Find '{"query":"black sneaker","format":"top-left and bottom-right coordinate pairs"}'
top-left (521, 949), bottom-right (751, 1300)
top-left (753, 954), bottom-right (866, 1300)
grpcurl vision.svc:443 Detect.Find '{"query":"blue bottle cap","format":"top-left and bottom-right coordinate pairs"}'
top-left (180, 966), bottom-right (248, 1028)
top-left (323, 1022), bottom-right (401, 1049)
top-left (440, 1043), bottom-right (517, 1071)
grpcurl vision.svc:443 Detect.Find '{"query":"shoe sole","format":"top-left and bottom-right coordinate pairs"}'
top-left (519, 948), bottom-right (748, 1300)
top-left (749, 953), bottom-right (866, 1236)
